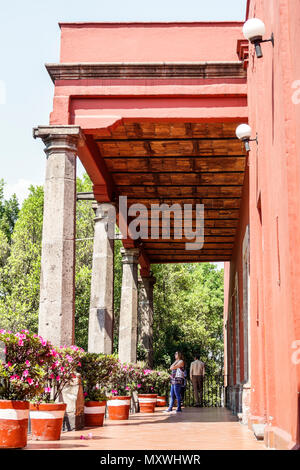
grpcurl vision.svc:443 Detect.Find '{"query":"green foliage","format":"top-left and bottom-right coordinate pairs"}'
top-left (0, 186), bottom-right (44, 331)
top-left (0, 330), bottom-right (53, 400)
top-left (38, 345), bottom-right (85, 403)
top-left (134, 367), bottom-right (158, 394)
top-left (75, 174), bottom-right (94, 350)
top-left (155, 370), bottom-right (170, 396)
top-left (152, 263), bottom-right (224, 374)
top-left (106, 362), bottom-right (139, 397)
top-left (0, 179), bottom-right (19, 242)
top-left (80, 352), bottom-right (118, 401)
top-left (113, 238), bottom-right (122, 353)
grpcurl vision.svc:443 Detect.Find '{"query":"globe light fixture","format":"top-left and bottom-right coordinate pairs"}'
top-left (243, 18), bottom-right (274, 58)
top-left (236, 124), bottom-right (257, 152)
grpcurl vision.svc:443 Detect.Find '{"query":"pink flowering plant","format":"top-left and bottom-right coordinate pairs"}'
top-left (0, 330), bottom-right (53, 401)
top-left (155, 370), bottom-right (170, 396)
top-left (37, 345), bottom-right (85, 403)
top-left (80, 353), bottom-right (118, 402)
top-left (106, 361), bottom-right (139, 397)
top-left (135, 367), bottom-right (159, 394)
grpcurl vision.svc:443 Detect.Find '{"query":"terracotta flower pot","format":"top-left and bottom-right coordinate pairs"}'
top-left (156, 396), bottom-right (167, 407)
top-left (84, 400), bottom-right (106, 427)
top-left (29, 402), bottom-right (66, 441)
top-left (0, 400), bottom-right (29, 449)
top-left (138, 394), bottom-right (158, 413)
top-left (107, 396), bottom-right (131, 420)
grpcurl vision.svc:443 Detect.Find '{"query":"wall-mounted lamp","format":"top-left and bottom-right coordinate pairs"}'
top-left (243, 18), bottom-right (274, 58)
top-left (236, 124), bottom-right (257, 152)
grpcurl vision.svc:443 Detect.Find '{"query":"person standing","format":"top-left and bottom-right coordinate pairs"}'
top-left (190, 354), bottom-right (205, 407)
top-left (163, 351), bottom-right (185, 414)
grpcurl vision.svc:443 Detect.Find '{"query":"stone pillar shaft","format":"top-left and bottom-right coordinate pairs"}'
top-left (138, 275), bottom-right (155, 368)
top-left (118, 247), bottom-right (139, 363)
top-left (34, 126), bottom-right (81, 346)
top-left (88, 202), bottom-right (115, 354)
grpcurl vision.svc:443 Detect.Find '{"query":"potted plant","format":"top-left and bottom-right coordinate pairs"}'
top-left (155, 370), bottom-right (170, 407)
top-left (0, 330), bottom-right (52, 449)
top-left (29, 344), bottom-right (84, 441)
top-left (106, 362), bottom-right (137, 420)
top-left (137, 368), bottom-right (158, 413)
top-left (80, 353), bottom-right (118, 427)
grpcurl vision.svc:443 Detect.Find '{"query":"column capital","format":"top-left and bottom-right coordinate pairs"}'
top-left (92, 201), bottom-right (116, 219)
top-left (120, 247), bottom-right (140, 265)
top-left (33, 125), bottom-right (83, 156)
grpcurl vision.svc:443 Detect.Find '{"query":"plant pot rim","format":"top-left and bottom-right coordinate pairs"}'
top-left (29, 402), bottom-right (67, 410)
top-left (84, 400), bottom-right (107, 406)
top-left (0, 399), bottom-right (29, 408)
top-left (107, 395), bottom-right (131, 399)
top-left (138, 393), bottom-right (158, 397)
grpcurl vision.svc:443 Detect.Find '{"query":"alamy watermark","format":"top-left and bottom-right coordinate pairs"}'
top-left (0, 340), bottom-right (5, 363)
top-left (103, 196), bottom-right (204, 251)
top-left (0, 80), bottom-right (6, 105)
top-left (292, 80), bottom-right (300, 104)
top-left (291, 340), bottom-right (300, 365)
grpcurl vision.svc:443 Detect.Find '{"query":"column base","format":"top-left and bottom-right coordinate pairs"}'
top-left (62, 374), bottom-right (85, 431)
top-left (264, 426), bottom-right (298, 450)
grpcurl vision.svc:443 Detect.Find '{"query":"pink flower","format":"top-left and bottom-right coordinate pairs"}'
top-left (25, 360), bottom-right (30, 367)
top-left (23, 369), bottom-right (29, 377)
top-left (27, 378), bottom-right (34, 385)
top-left (84, 392), bottom-right (88, 397)
top-left (44, 387), bottom-right (51, 393)
top-left (125, 386), bottom-right (130, 391)
top-left (66, 355), bottom-right (73, 363)
top-left (137, 384), bottom-right (141, 388)
top-left (112, 389), bottom-right (118, 395)
top-left (18, 340), bottom-right (24, 346)
top-left (56, 376), bottom-right (60, 381)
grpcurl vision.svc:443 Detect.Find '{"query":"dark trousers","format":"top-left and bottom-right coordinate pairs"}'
top-left (169, 384), bottom-right (182, 411)
top-left (192, 375), bottom-right (204, 406)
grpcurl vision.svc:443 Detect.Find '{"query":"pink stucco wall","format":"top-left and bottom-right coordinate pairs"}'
top-left (59, 22), bottom-right (243, 63)
top-left (224, 0), bottom-right (300, 449)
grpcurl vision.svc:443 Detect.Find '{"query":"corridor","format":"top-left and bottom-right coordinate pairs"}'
top-left (26, 408), bottom-right (265, 451)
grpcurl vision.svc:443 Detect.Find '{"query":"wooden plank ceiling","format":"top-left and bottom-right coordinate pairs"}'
top-left (95, 121), bottom-right (246, 264)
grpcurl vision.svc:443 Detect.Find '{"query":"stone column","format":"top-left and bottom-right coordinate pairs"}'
top-left (138, 274), bottom-right (155, 368)
top-left (88, 202), bottom-right (115, 354)
top-left (118, 247), bottom-right (140, 363)
top-left (33, 126), bottom-right (81, 346)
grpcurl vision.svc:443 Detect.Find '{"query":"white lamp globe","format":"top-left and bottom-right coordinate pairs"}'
top-left (243, 18), bottom-right (266, 41)
top-left (236, 124), bottom-right (252, 140)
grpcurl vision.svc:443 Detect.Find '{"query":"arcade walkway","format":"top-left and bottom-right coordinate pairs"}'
top-left (26, 408), bottom-right (265, 451)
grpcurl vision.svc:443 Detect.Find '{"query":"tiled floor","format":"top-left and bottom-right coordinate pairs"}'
top-left (26, 407), bottom-right (266, 450)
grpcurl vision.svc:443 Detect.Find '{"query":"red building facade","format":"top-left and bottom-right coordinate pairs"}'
top-left (224, 0), bottom-right (300, 450)
top-left (35, 0), bottom-right (300, 450)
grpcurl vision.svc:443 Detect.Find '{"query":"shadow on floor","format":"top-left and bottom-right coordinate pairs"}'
top-left (96, 407), bottom-right (239, 428)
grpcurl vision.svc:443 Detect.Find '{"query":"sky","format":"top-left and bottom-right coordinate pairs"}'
top-left (1, 0), bottom-right (247, 203)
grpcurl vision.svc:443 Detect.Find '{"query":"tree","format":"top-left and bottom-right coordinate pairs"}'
top-left (0, 179), bottom-right (19, 242)
top-left (0, 185), bottom-right (44, 331)
top-left (152, 263), bottom-right (224, 373)
top-left (74, 174), bottom-right (94, 350)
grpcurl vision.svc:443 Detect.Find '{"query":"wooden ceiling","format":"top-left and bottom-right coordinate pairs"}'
top-left (94, 121), bottom-right (246, 264)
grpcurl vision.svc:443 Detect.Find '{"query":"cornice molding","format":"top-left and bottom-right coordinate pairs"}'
top-left (46, 61), bottom-right (246, 82)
